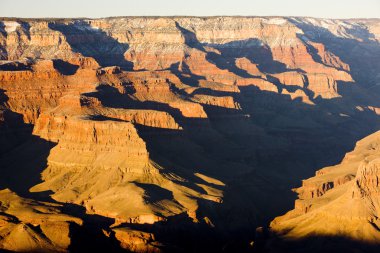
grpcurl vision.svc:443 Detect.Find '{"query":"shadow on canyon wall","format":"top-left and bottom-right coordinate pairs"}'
top-left (49, 21), bottom-right (134, 70)
top-left (0, 89), bottom-right (55, 200)
top-left (53, 59), bottom-right (80, 75)
top-left (289, 18), bottom-right (380, 93)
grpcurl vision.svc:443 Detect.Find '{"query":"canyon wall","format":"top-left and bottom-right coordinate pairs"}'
top-left (269, 131), bottom-right (380, 252)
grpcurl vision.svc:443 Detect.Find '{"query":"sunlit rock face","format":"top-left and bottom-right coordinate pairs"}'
top-left (270, 131), bottom-right (380, 252)
top-left (0, 189), bottom-right (82, 253)
top-left (0, 16), bottom-right (380, 252)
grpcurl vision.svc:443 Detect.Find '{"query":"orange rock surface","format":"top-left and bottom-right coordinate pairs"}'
top-left (271, 131), bottom-right (380, 243)
top-left (0, 189), bottom-right (82, 252)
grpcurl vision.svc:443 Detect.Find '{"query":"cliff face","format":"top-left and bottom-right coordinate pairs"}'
top-left (0, 16), bottom-right (380, 252)
top-left (270, 131), bottom-right (380, 251)
top-left (1, 17), bottom-right (374, 99)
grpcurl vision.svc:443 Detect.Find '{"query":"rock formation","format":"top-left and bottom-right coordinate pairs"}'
top-left (0, 189), bottom-right (82, 252)
top-left (0, 16), bottom-right (380, 252)
top-left (269, 131), bottom-right (380, 252)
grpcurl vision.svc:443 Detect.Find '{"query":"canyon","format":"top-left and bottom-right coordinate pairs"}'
top-left (0, 16), bottom-right (380, 252)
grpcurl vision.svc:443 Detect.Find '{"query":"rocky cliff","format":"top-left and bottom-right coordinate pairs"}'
top-left (269, 131), bottom-right (380, 252)
top-left (0, 16), bottom-right (380, 252)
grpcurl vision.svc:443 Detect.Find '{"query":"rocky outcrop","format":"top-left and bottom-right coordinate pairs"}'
top-left (0, 59), bottom-right (99, 123)
top-left (0, 189), bottom-right (82, 253)
top-left (33, 114), bottom-right (150, 169)
top-left (271, 131), bottom-right (380, 243)
top-left (113, 227), bottom-right (162, 253)
top-left (32, 114), bottom-right (160, 221)
top-left (29, 94), bottom-right (222, 225)
top-left (101, 108), bottom-right (182, 129)
top-left (192, 94), bottom-right (240, 109)
top-left (0, 20), bottom-right (74, 60)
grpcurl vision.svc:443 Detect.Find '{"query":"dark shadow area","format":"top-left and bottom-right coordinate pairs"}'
top-left (175, 22), bottom-right (205, 52)
top-left (259, 233), bottom-right (380, 253)
top-left (206, 39), bottom-right (302, 75)
top-left (49, 20), bottom-right (133, 70)
top-left (0, 249), bottom-right (14, 253)
top-left (0, 90), bottom-right (56, 199)
top-left (135, 124), bottom-right (220, 196)
top-left (206, 51), bottom-right (255, 78)
top-left (0, 61), bottom-right (32, 71)
top-left (0, 21), bottom-right (6, 37)
top-left (52, 59), bottom-right (79, 75)
top-left (87, 114), bottom-right (125, 122)
top-left (65, 204), bottom-right (126, 253)
top-left (83, 84), bottom-right (187, 124)
top-left (20, 21), bottom-right (31, 40)
top-left (0, 21), bottom-right (6, 60)
top-left (0, 89), bottom-right (34, 156)
top-left (174, 22), bottom-right (292, 77)
top-left (0, 135), bottom-right (56, 198)
top-left (113, 212), bottom-right (255, 253)
top-left (300, 37), bottom-right (347, 72)
top-left (190, 87), bottom-right (238, 97)
top-left (134, 182), bottom-right (175, 203)
top-left (169, 61), bottom-right (205, 87)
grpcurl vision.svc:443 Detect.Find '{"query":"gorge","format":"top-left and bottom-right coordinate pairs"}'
top-left (0, 16), bottom-right (380, 252)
